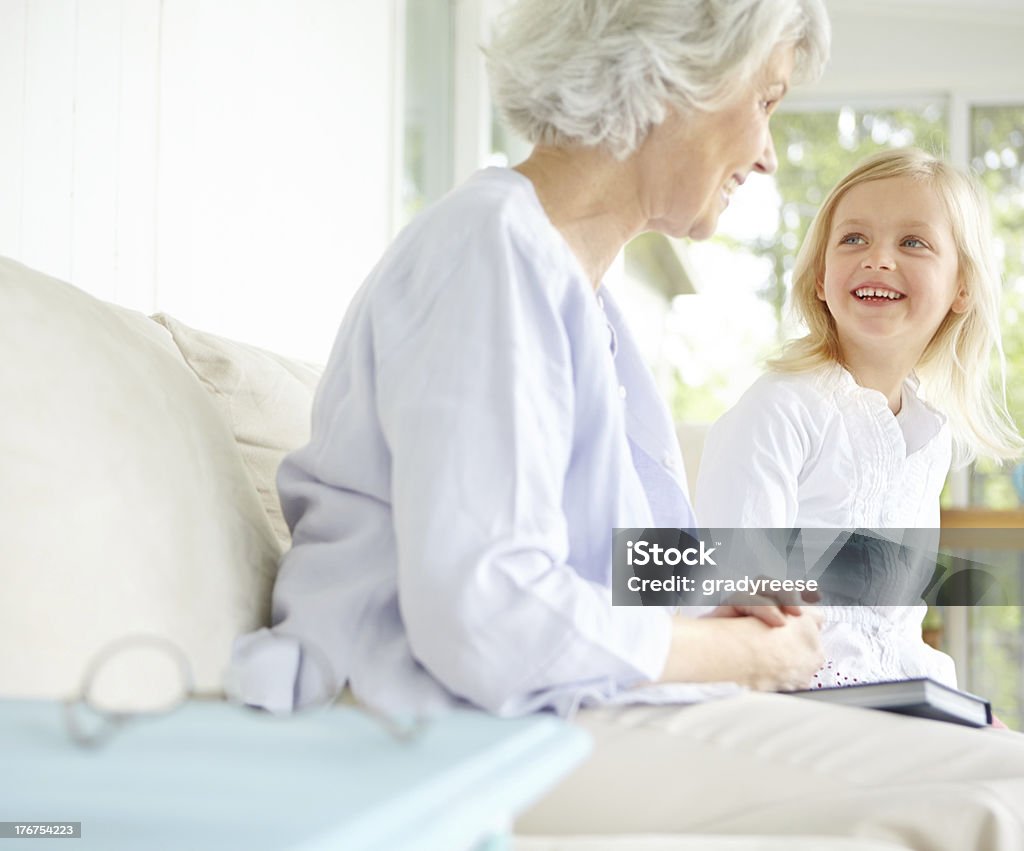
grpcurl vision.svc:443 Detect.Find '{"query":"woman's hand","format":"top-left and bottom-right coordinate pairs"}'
top-left (658, 608), bottom-right (824, 693)
top-left (706, 583), bottom-right (822, 628)
top-left (741, 609), bottom-right (825, 692)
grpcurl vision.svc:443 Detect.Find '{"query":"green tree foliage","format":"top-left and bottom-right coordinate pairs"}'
top-left (969, 603), bottom-right (1023, 730)
top-left (969, 106), bottom-right (1024, 508)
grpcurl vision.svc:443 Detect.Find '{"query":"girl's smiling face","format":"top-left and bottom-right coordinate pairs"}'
top-left (817, 175), bottom-right (969, 365)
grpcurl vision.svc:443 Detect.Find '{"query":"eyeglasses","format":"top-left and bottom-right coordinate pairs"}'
top-left (63, 633), bottom-right (423, 748)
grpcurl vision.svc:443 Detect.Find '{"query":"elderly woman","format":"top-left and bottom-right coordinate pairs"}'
top-left (234, 0), bottom-right (1024, 846)
top-left (235, 0), bottom-right (827, 714)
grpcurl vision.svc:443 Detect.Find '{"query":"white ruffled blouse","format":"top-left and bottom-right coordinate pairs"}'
top-left (695, 364), bottom-right (957, 688)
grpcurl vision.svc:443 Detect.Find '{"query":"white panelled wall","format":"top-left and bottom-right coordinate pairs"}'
top-left (0, 0), bottom-right (398, 362)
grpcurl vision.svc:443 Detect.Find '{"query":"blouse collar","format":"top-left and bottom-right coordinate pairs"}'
top-left (817, 363), bottom-right (947, 457)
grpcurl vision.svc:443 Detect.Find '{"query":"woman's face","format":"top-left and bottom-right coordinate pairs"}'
top-left (639, 44), bottom-right (796, 241)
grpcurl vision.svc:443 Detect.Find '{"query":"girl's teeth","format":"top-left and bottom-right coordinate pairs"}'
top-left (855, 288), bottom-right (902, 300)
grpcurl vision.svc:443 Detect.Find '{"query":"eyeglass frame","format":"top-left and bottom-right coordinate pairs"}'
top-left (63, 633), bottom-right (424, 749)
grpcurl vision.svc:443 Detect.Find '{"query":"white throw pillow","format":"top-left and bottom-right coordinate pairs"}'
top-left (0, 256), bottom-right (280, 704)
top-left (150, 314), bottom-right (322, 551)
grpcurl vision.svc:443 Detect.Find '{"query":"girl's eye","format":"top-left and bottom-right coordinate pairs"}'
top-left (839, 233), bottom-right (866, 245)
top-left (902, 237), bottom-right (928, 248)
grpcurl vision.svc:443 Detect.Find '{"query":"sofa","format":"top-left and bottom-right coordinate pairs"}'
top-left (0, 256), bottom-right (916, 851)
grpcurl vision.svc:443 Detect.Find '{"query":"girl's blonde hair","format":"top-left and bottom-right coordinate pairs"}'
top-left (771, 147), bottom-right (1023, 465)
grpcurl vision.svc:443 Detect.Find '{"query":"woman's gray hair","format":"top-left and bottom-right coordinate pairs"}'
top-left (485, 0), bottom-right (830, 159)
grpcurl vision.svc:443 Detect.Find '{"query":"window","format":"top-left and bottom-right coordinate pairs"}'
top-left (937, 528), bottom-right (1024, 730)
top-left (400, 0), bottom-right (455, 227)
top-left (968, 105), bottom-right (1024, 508)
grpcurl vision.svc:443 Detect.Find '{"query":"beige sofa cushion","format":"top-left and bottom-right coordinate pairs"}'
top-left (150, 314), bottom-right (322, 550)
top-left (0, 256), bottom-right (280, 704)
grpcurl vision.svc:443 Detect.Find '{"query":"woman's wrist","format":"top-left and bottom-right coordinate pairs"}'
top-left (656, 616), bottom-right (755, 687)
top-left (657, 612), bottom-right (823, 692)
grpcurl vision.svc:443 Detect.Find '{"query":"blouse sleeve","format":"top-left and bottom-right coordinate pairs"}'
top-left (369, 214), bottom-right (671, 715)
top-left (695, 376), bottom-right (810, 528)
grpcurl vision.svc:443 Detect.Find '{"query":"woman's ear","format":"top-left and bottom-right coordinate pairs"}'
top-left (815, 278), bottom-right (826, 302)
top-left (951, 285), bottom-right (970, 314)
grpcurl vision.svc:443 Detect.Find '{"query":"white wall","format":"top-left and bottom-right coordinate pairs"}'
top-left (807, 1), bottom-right (1024, 103)
top-left (0, 0), bottom-right (398, 362)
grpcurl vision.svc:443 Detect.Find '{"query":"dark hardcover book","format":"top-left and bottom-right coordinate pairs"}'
top-left (789, 677), bottom-right (992, 728)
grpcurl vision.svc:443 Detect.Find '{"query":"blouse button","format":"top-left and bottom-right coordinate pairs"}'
top-left (618, 385), bottom-right (627, 400)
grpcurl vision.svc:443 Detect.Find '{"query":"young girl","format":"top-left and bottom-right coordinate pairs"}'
top-left (696, 147), bottom-right (1023, 689)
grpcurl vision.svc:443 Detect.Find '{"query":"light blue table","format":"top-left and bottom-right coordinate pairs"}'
top-left (0, 699), bottom-right (590, 850)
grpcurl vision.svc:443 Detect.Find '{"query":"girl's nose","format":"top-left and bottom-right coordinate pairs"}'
top-left (861, 250), bottom-right (894, 271)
